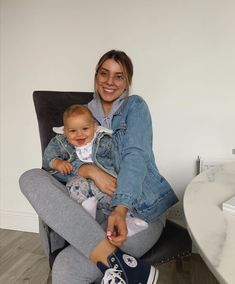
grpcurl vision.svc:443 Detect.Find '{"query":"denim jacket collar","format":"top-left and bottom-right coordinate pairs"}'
top-left (88, 91), bottom-right (128, 128)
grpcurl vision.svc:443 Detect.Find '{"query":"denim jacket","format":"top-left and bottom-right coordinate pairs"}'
top-left (43, 127), bottom-right (118, 183)
top-left (89, 95), bottom-right (178, 222)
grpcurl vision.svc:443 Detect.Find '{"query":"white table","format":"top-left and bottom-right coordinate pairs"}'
top-left (183, 162), bottom-right (235, 284)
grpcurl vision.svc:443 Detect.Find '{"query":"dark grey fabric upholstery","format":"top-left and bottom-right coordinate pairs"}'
top-left (33, 90), bottom-right (192, 270)
top-left (33, 90), bottom-right (93, 155)
top-left (141, 219), bottom-right (192, 265)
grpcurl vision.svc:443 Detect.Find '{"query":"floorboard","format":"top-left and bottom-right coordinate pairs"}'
top-left (0, 229), bottom-right (219, 284)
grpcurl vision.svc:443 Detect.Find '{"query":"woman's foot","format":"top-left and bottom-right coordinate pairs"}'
top-left (97, 248), bottom-right (159, 284)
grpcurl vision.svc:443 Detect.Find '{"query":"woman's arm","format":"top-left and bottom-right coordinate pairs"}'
top-left (107, 97), bottom-right (154, 246)
top-left (78, 164), bottom-right (116, 196)
top-left (111, 96), bottom-right (153, 210)
top-left (106, 205), bottom-right (128, 246)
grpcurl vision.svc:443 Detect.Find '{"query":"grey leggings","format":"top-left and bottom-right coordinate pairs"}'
top-left (19, 169), bottom-right (165, 284)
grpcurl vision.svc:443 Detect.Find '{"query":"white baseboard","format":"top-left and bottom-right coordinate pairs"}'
top-left (0, 209), bottom-right (39, 233)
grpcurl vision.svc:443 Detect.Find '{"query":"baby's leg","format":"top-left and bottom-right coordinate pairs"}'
top-left (89, 180), bottom-right (112, 211)
top-left (66, 176), bottom-right (97, 218)
top-left (66, 176), bottom-right (91, 203)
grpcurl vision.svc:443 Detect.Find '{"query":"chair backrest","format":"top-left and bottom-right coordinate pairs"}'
top-left (33, 90), bottom-right (94, 156)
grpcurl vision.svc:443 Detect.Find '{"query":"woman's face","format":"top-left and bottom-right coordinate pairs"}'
top-left (96, 59), bottom-right (127, 113)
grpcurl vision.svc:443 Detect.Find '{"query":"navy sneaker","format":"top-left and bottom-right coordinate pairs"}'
top-left (97, 248), bottom-right (159, 284)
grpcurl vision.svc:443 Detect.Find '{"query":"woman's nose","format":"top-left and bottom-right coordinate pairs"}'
top-left (106, 75), bottom-right (114, 85)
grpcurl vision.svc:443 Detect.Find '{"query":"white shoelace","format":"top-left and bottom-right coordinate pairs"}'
top-left (101, 268), bottom-right (126, 284)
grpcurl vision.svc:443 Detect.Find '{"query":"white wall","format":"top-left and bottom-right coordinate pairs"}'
top-left (1, 0), bottom-right (235, 232)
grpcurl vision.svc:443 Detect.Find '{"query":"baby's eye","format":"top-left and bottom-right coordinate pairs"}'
top-left (69, 129), bottom-right (76, 133)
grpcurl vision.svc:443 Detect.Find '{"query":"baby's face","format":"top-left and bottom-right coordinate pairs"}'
top-left (64, 113), bottom-right (97, 147)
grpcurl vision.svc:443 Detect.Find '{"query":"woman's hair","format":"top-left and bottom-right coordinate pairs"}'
top-left (63, 104), bottom-right (94, 124)
top-left (95, 49), bottom-right (133, 95)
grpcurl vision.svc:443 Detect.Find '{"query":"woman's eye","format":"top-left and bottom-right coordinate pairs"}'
top-left (99, 70), bottom-right (108, 76)
top-left (115, 75), bottom-right (124, 81)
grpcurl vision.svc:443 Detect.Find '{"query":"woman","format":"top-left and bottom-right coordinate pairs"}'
top-left (20, 50), bottom-right (178, 284)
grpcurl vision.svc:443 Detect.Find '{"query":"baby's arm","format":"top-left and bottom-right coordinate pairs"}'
top-left (51, 159), bottom-right (73, 175)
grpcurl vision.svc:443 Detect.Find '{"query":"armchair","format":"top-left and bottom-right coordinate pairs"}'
top-left (32, 90), bottom-right (192, 271)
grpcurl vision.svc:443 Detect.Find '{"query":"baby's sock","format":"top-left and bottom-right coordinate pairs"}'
top-left (82, 196), bottom-right (97, 218)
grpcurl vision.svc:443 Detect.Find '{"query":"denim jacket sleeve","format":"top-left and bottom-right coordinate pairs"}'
top-left (111, 96), bottom-right (154, 210)
top-left (42, 135), bottom-right (66, 172)
top-left (42, 135), bottom-right (85, 176)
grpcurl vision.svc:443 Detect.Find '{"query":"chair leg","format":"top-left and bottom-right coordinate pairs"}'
top-left (175, 258), bottom-right (183, 272)
top-left (175, 256), bottom-right (191, 274)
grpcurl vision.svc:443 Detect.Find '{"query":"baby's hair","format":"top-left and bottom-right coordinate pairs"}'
top-left (63, 104), bottom-right (94, 124)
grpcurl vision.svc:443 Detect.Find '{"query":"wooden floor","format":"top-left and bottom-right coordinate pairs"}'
top-left (0, 229), bottom-right (219, 284)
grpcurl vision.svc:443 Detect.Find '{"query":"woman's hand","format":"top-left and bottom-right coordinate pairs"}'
top-left (106, 205), bottom-right (128, 247)
top-left (52, 159), bottom-right (73, 175)
top-left (79, 164), bottom-right (116, 196)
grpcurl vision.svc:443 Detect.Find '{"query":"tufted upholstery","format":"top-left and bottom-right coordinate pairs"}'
top-left (33, 90), bottom-right (192, 270)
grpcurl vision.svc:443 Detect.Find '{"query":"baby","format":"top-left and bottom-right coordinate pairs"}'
top-left (43, 104), bottom-right (148, 236)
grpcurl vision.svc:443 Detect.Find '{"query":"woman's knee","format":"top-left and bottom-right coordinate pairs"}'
top-left (122, 217), bottom-right (164, 258)
top-left (19, 168), bottom-right (66, 197)
top-left (19, 168), bottom-right (44, 196)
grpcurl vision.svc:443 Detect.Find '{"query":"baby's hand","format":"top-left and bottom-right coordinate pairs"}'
top-left (52, 159), bottom-right (73, 175)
